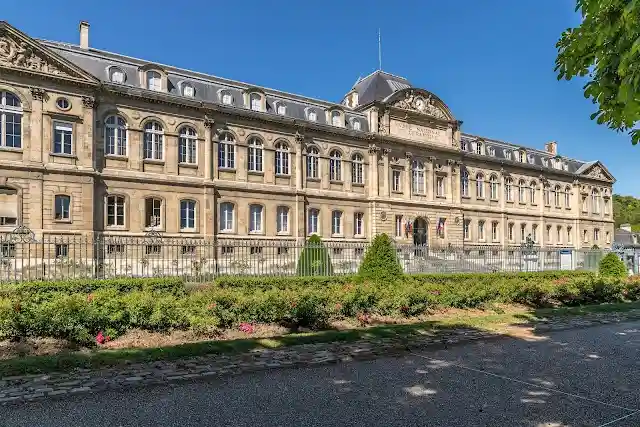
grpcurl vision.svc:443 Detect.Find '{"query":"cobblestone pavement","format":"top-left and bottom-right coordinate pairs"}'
top-left (0, 310), bottom-right (638, 405)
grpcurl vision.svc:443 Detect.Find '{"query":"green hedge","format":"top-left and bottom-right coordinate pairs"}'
top-left (0, 271), bottom-right (637, 345)
top-left (0, 277), bottom-right (185, 297)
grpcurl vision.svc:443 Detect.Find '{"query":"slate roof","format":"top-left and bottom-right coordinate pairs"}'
top-left (347, 70), bottom-right (412, 106)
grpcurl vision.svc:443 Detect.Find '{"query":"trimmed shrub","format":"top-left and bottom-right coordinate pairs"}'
top-left (358, 233), bottom-right (402, 282)
top-left (296, 235), bottom-right (333, 276)
top-left (599, 253), bottom-right (627, 279)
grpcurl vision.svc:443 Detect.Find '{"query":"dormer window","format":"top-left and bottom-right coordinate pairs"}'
top-left (475, 141), bottom-right (483, 155)
top-left (488, 146), bottom-right (495, 156)
top-left (527, 154), bottom-right (535, 164)
top-left (276, 103), bottom-right (286, 115)
top-left (460, 140), bottom-right (467, 151)
top-left (517, 150), bottom-right (525, 163)
top-left (109, 67), bottom-right (125, 84)
top-left (352, 120), bottom-right (361, 131)
top-left (182, 83), bottom-right (195, 98)
top-left (331, 110), bottom-right (342, 127)
top-left (147, 71), bottom-right (162, 91)
top-left (306, 109), bottom-right (317, 122)
top-left (562, 161), bottom-right (569, 171)
top-left (542, 158), bottom-right (549, 167)
top-left (249, 93), bottom-right (262, 112)
top-left (220, 91), bottom-right (233, 106)
top-left (504, 149), bottom-right (512, 160)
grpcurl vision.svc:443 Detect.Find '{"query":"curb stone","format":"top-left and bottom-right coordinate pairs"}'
top-left (0, 310), bottom-right (639, 405)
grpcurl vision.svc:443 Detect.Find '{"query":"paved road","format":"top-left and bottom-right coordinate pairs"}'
top-left (1, 321), bottom-right (639, 427)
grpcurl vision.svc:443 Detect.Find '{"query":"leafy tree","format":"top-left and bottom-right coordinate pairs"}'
top-left (358, 233), bottom-right (403, 282)
top-left (555, 0), bottom-right (640, 144)
top-left (613, 194), bottom-right (640, 230)
top-left (296, 235), bottom-right (333, 276)
top-left (599, 252), bottom-right (627, 278)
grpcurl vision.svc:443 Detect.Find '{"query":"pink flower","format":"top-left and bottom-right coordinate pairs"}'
top-left (239, 322), bottom-right (255, 334)
top-left (207, 302), bottom-right (217, 310)
top-left (87, 294), bottom-right (94, 303)
top-left (106, 335), bottom-right (112, 342)
top-left (95, 331), bottom-right (105, 345)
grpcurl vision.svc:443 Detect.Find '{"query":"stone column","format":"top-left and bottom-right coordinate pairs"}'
top-left (427, 156), bottom-right (436, 201)
top-left (369, 107), bottom-right (379, 133)
top-left (382, 148), bottom-right (390, 197)
top-left (499, 169), bottom-right (506, 210)
top-left (29, 88), bottom-right (45, 164)
top-left (166, 133), bottom-right (178, 175)
top-left (204, 117), bottom-right (214, 181)
top-left (447, 160), bottom-right (456, 203)
top-left (236, 135), bottom-right (247, 182)
top-left (295, 132), bottom-right (304, 190)
top-left (404, 151), bottom-right (412, 200)
top-left (368, 143), bottom-right (379, 197)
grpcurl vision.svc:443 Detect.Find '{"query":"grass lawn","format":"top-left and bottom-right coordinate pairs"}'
top-left (1, 301), bottom-right (639, 378)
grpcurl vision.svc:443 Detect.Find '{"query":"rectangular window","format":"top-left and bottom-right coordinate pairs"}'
top-left (275, 148), bottom-right (290, 175)
top-left (508, 223), bottom-right (514, 242)
top-left (491, 222), bottom-right (498, 241)
top-left (1, 243), bottom-right (16, 258)
top-left (249, 205), bottom-right (263, 233)
top-left (221, 246), bottom-right (233, 255)
top-left (594, 228), bottom-right (600, 242)
top-left (436, 176), bottom-right (445, 197)
top-left (306, 153), bottom-right (319, 179)
top-left (395, 215), bottom-right (403, 238)
top-left (583, 229), bottom-right (588, 243)
top-left (54, 195), bottom-right (70, 221)
top-left (332, 211), bottom-right (342, 235)
top-left (557, 226), bottom-right (562, 244)
top-left (179, 138), bottom-right (197, 164)
top-left (547, 226), bottom-right (552, 244)
top-left (604, 199), bottom-right (609, 215)
top-left (532, 224), bottom-right (538, 242)
top-left (276, 206), bottom-right (289, 234)
top-left (463, 219), bottom-right (470, 240)
top-left (250, 246), bottom-right (263, 255)
top-left (107, 244), bottom-right (124, 254)
top-left (354, 212), bottom-right (364, 236)
top-left (147, 71), bottom-right (162, 91)
top-left (182, 245), bottom-right (196, 255)
top-left (567, 227), bottom-right (572, 244)
top-left (392, 170), bottom-right (401, 192)
top-left (106, 196), bottom-right (125, 227)
top-left (180, 200), bottom-right (196, 231)
top-left (277, 246), bottom-right (289, 255)
top-left (2, 111), bottom-right (22, 148)
top-left (55, 244), bottom-right (68, 258)
top-left (53, 122), bottom-right (73, 155)
top-left (145, 245), bottom-right (161, 255)
top-left (145, 198), bottom-right (162, 228)
top-left (520, 224), bottom-right (526, 241)
top-left (332, 247), bottom-right (343, 256)
top-left (478, 221), bottom-right (485, 241)
top-left (220, 203), bottom-right (234, 232)
top-left (606, 231), bottom-right (611, 244)
top-left (582, 197), bottom-right (588, 212)
top-left (308, 209), bottom-right (319, 234)
top-left (218, 141), bottom-right (235, 169)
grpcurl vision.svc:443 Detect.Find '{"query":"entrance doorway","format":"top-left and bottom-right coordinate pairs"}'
top-left (413, 217), bottom-right (428, 246)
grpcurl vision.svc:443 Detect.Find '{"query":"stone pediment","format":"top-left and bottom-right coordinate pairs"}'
top-left (579, 162), bottom-right (615, 183)
top-left (0, 22), bottom-right (98, 84)
top-left (389, 89), bottom-right (450, 121)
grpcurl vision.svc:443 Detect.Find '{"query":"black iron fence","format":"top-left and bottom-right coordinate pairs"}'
top-left (0, 228), bottom-right (608, 282)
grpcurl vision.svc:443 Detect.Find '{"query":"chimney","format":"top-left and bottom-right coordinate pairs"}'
top-left (545, 141), bottom-right (558, 156)
top-left (620, 223), bottom-right (632, 232)
top-left (79, 21), bottom-right (90, 49)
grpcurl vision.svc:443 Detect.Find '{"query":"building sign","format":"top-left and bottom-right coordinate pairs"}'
top-left (390, 120), bottom-right (448, 145)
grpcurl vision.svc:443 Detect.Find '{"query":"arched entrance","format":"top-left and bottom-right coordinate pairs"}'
top-left (413, 217), bottom-right (428, 246)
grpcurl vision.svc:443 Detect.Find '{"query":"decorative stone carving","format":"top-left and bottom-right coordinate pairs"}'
top-left (29, 87), bottom-right (45, 100)
top-left (391, 156), bottom-right (400, 164)
top-left (368, 143), bottom-right (379, 154)
top-left (132, 112), bottom-right (141, 120)
top-left (378, 116), bottom-right (389, 134)
top-left (238, 130), bottom-right (245, 136)
top-left (266, 135), bottom-right (273, 141)
top-left (391, 90), bottom-right (447, 120)
top-left (380, 211), bottom-right (388, 221)
top-left (427, 156), bottom-right (436, 162)
top-left (586, 165), bottom-right (607, 180)
top-left (203, 117), bottom-right (215, 128)
top-left (0, 34), bottom-right (72, 77)
top-left (82, 96), bottom-right (97, 109)
top-left (294, 131), bottom-right (304, 144)
top-left (405, 151), bottom-right (413, 160)
top-left (168, 118), bottom-right (176, 126)
top-left (382, 148), bottom-right (391, 156)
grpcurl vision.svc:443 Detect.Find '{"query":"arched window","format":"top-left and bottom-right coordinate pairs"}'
top-left (180, 200), bottom-right (196, 231)
top-left (351, 153), bottom-right (364, 184)
top-left (109, 67), bottom-right (125, 84)
top-left (106, 195), bottom-right (126, 227)
top-left (143, 121), bottom-right (163, 160)
top-left (564, 186), bottom-right (571, 208)
top-left (275, 141), bottom-right (289, 175)
top-left (461, 169), bottom-right (469, 197)
top-left (144, 197), bottom-right (163, 228)
top-left (544, 185), bottom-right (551, 205)
top-left (276, 206), bottom-right (289, 233)
top-left (331, 110), bottom-right (342, 127)
top-left (0, 91), bottom-right (22, 149)
top-left (476, 173), bottom-right (484, 198)
top-left (178, 126), bottom-right (197, 164)
top-left (249, 204), bottom-right (263, 233)
top-left (307, 109), bottom-right (317, 122)
top-left (104, 115), bottom-right (127, 156)
top-left (352, 120), bottom-right (361, 131)
top-left (329, 150), bottom-right (342, 181)
top-left (554, 185), bottom-right (561, 207)
top-left (218, 133), bottom-right (235, 169)
top-left (247, 137), bottom-right (263, 172)
top-left (412, 160), bottom-right (425, 194)
top-left (332, 210), bottom-right (343, 235)
top-left (221, 92), bottom-right (233, 105)
top-left (529, 181), bottom-right (537, 204)
top-left (505, 178), bottom-right (513, 202)
top-left (219, 202), bottom-right (234, 232)
top-left (489, 174), bottom-right (499, 200)
top-left (276, 103), bottom-right (286, 115)
top-left (308, 208), bottom-right (319, 234)
top-left (518, 151), bottom-right (525, 163)
top-left (592, 189), bottom-right (600, 213)
top-left (518, 179), bottom-right (526, 203)
top-left (306, 146), bottom-right (319, 179)
top-left (146, 71), bottom-right (162, 91)
top-left (249, 93), bottom-right (262, 111)
top-left (475, 141), bottom-right (483, 155)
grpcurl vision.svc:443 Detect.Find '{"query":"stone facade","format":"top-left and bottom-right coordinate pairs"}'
top-left (0, 21), bottom-right (616, 249)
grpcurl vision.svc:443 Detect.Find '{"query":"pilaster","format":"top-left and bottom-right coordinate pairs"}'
top-left (382, 148), bottom-right (390, 197)
top-left (368, 144), bottom-right (379, 197)
top-left (404, 151), bottom-right (412, 200)
top-left (203, 117), bottom-right (214, 181)
top-left (29, 88), bottom-right (44, 164)
top-left (295, 132), bottom-right (304, 190)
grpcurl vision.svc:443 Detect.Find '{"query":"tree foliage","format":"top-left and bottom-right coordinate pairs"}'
top-left (555, 0), bottom-right (640, 144)
top-left (296, 235), bottom-right (333, 276)
top-left (358, 233), bottom-right (403, 282)
top-left (612, 194), bottom-right (640, 230)
top-left (599, 252), bottom-right (628, 278)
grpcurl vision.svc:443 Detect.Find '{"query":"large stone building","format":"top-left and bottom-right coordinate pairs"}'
top-left (0, 21), bottom-right (615, 251)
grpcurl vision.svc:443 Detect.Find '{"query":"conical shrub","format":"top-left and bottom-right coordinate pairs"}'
top-left (358, 233), bottom-right (403, 282)
top-left (296, 235), bottom-right (333, 276)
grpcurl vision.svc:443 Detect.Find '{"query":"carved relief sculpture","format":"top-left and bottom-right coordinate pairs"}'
top-left (586, 165), bottom-right (607, 181)
top-left (0, 34), bottom-right (71, 77)
top-left (391, 90), bottom-right (447, 120)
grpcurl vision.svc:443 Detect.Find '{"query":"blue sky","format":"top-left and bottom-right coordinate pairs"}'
top-left (3, 0), bottom-right (636, 195)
